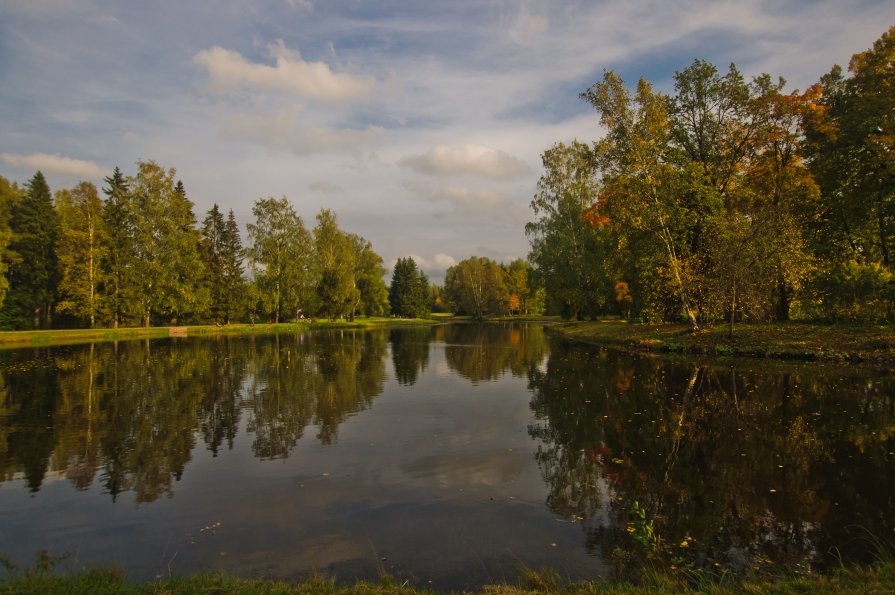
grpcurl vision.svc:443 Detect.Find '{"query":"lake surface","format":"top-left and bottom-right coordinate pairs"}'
top-left (0, 323), bottom-right (892, 589)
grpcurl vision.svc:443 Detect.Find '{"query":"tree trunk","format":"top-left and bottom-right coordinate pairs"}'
top-left (775, 274), bottom-right (790, 322)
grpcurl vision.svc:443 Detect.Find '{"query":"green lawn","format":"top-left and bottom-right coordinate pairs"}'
top-left (549, 319), bottom-right (895, 364)
top-left (0, 317), bottom-right (437, 349)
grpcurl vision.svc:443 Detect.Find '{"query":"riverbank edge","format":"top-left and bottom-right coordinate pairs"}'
top-left (546, 319), bottom-right (895, 365)
top-left (0, 317), bottom-right (438, 349)
top-left (1, 561), bottom-right (893, 594)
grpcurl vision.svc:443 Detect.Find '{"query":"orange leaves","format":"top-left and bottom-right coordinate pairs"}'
top-left (582, 202), bottom-right (610, 230)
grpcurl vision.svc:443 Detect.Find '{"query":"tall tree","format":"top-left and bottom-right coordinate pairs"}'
top-left (526, 140), bottom-right (615, 320)
top-left (100, 166), bottom-right (136, 328)
top-left (129, 162), bottom-right (208, 326)
top-left (246, 197), bottom-right (312, 323)
top-left (219, 209), bottom-right (245, 324)
top-left (5, 171), bottom-right (60, 329)
top-left (352, 235), bottom-right (389, 318)
top-left (313, 209), bottom-right (356, 321)
top-left (808, 26), bottom-right (895, 269)
top-left (389, 257), bottom-right (429, 318)
top-left (0, 176), bottom-right (20, 310)
top-left (56, 182), bottom-right (106, 327)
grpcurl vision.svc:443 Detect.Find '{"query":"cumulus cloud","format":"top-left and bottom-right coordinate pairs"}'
top-left (400, 144), bottom-right (531, 180)
top-left (193, 40), bottom-right (376, 103)
top-left (1, 152), bottom-right (105, 179)
top-left (406, 253), bottom-right (458, 273)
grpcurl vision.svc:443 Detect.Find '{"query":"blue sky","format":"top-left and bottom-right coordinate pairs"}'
top-left (1, 0), bottom-right (892, 282)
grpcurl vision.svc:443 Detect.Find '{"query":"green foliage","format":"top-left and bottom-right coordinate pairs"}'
top-left (99, 167), bottom-right (137, 328)
top-left (246, 197), bottom-right (312, 323)
top-left (4, 171), bottom-right (60, 329)
top-left (801, 260), bottom-right (895, 322)
top-left (444, 256), bottom-right (507, 319)
top-left (388, 257), bottom-right (429, 318)
top-left (56, 182), bottom-right (106, 327)
top-left (526, 141), bottom-right (613, 320)
top-left (200, 205), bottom-right (245, 324)
top-left (128, 163), bottom-right (209, 326)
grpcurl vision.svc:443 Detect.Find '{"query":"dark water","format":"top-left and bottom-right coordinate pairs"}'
top-left (0, 324), bottom-right (892, 589)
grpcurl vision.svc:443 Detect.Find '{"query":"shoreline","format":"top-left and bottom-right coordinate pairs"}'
top-left (0, 317), bottom-right (438, 349)
top-left (547, 319), bottom-right (895, 365)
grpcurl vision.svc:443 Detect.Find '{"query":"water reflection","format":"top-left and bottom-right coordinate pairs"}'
top-left (441, 323), bottom-right (548, 383)
top-left (0, 330), bottom-right (389, 501)
top-left (0, 324), bottom-right (891, 584)
top-left (389, 327), bottom-right (431, 386)
top-left (528, 337), bottom-right (895, 573)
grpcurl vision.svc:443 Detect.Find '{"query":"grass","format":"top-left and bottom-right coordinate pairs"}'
top-left (0, 317), bottom-right (438, 349)
top-left (1, 561), bottom-right (894, 594)
top-left (548, 319), bottom-right (895, 364)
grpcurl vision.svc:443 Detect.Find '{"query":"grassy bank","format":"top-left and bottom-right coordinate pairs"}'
top-left (1, 561), bottom-right (893, 594)
top-left (549, 319), bottom-right (895, 364)
top-left (0, 317), bottom-right (437, 349)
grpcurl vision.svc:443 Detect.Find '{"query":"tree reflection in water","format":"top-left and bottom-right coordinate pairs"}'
top-left (0, 330), bottom-right (388, 502)
top-left (528, 337), bottom-right (895, 574)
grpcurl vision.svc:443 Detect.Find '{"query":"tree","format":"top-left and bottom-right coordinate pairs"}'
top-left (129, 162), bottom-right (208, 326)
top-left (526, 141), bottom-right (614, 320)
top-left (806, 26), bottom-right (894, 316)
top-left (313, 209), bottom-right (356, 321)
top-left (351, 235), bottom-right (388, 318)
top-left (502, 259), bottom-right (532, 315)
top-left (389, 257), bottom-right (429, 318)
top-left (4, 171), bottom-right (60, 329)
top-left (0, 176), bottom-right (19, 310)
top-left (200, 204), bottom-right (244, 324)
top-left (445, 256), bottom-right (507, 319)
top-left (220, 210), bottom-right (246, 324)
top-left (56, 182), bottom-right (106, 327)
top-left (246, 197), bottom-right (312, 323)
top-left (100, 167), bottom-right (136, 328)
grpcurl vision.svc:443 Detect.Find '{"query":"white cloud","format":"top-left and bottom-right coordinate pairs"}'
top-left (218, 108), bottom-right (386, 155)
top-left (406, 253), bottom-right (458, 274)
top-left (507, 7), bottom-right (549, 43)
top-left (1, 152), bottom-right (105, 180)
top-left (399, 144), bottom-right (531, 180)
top-left (193, 40), bottom-right (376, 103)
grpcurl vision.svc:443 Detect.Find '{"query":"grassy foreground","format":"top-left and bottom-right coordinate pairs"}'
top-left (1, 562), bottom-right (894, 594)
top-left (549, 319), bottom-right (895, 364)
top-left (0, 317), bottom-right (437, 349)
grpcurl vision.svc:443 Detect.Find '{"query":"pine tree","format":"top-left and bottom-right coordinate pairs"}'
top-left (101, 166), bottom-right (136, 328)
top-left (220, 210), bottom-right (245, 324)
top-left (389, 257), bottom-right (429, 318)
top-left (5, 171), bottom-right (60, 329)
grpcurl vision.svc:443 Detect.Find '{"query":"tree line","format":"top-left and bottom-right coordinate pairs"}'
top-left (0, 160), bottom-right (392, 329)
top-left (527, 26), bottom-right (895, 325)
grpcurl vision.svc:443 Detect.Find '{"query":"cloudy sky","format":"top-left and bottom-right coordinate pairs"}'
top-left (1, 1), bottom-right (892, 282)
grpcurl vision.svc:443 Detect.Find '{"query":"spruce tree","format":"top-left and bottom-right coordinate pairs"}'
top-left (5, 171), bottom-right (60, 329)
top-left (101, 166), bottom-right (135, 328)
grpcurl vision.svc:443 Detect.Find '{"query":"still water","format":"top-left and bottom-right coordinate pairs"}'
top-left (0, 323), bottom-right (892, 589)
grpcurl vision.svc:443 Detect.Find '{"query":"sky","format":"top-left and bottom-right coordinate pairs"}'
top-left (1, 1), bottom-right (892, 283)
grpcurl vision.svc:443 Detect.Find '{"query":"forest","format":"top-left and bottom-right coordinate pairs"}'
top-left (0, 26), bottom-right (891, 330)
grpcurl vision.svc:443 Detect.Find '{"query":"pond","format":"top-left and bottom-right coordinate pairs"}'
top-left (0, 323), bottom-right (892, 589)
